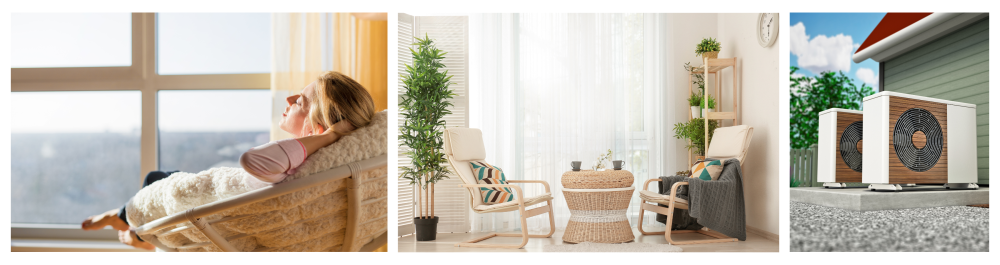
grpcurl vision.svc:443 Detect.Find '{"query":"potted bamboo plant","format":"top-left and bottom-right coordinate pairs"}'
top-left (399, 34), bottom-right (456, 241)
top-left (695, 37), bottom-right (721, 59)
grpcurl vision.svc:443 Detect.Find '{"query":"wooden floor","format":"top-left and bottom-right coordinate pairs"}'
top-left (398, 227), bottom-right (778, 252)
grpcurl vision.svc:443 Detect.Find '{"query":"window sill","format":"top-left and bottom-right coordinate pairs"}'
top-left (11, 238), bottom-right (151, 252)
top-left (11, 223), bottom-right (150, 252)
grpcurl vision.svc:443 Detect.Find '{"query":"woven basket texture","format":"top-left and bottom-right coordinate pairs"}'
top-left (563, 189), bottom-right (633, 210)
top-left (561, 188), bottom-right (634, 244)
top-left (563, 220), bottom-right (635, 244)
top-left (561, 170), bottom-right (634, 189)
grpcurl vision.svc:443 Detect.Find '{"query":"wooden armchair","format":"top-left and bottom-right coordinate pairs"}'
top-left (637, 125), bottom-right (753, 245)
top-left (443, 128), bottom-right (556, 249)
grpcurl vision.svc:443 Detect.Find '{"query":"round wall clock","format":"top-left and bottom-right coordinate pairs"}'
top-left (757, 13), bottom-right (778, 48)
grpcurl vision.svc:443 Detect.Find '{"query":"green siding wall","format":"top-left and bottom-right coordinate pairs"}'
top-left (884, 17), bottom-right (989, 184)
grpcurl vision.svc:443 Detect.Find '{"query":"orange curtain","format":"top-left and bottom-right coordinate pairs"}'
top-left (356, 19), bottom-right (388, 112)
top-left (271, 13), bottom-right (387, 141)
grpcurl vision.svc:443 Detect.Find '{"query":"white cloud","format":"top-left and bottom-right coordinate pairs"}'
top-left (790, 22), bottom-right (856, 75)
top-left (856, 67), bottom-right (878, 87)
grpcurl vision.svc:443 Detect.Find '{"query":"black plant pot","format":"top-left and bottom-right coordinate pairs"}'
top-left (413, 216), bottom-right (439, 241)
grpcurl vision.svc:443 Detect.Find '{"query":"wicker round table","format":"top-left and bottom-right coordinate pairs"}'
top-left (561, 169), bottom-right (635, 244)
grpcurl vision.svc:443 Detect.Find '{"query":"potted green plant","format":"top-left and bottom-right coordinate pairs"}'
top-left (673, 118), bottom-right (720, 157)
top-left (688, 92), bottom-right (702, 118)
top-left (684, 62), bottom-right (706, 94)
top-left (695, 37), bottom-right (721, 59)
top-left (702, 94), bottom-right (717, 118)
top-left (399, 34), bottom-right (456, 241)
top-left (684, 62), bottom-right (707, 118)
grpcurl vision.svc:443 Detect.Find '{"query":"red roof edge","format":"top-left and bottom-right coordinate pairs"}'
top-left (855, 13), bottom-right (933, 54)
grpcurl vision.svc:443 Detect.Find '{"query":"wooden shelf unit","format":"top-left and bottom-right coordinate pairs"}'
top-left (686, 57), bottom-right (739, 165)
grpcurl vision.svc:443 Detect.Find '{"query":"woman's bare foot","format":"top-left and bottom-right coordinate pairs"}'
top-left (82, 209), bottom-right (130, 231)
top-left (119, 230), bottom-right (155, 251)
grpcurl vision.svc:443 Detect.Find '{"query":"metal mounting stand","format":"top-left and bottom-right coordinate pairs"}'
top-left (869, 184), bottom-right (903, 191)
top-left (823, 183), bottom-right (847, 188)
top-left (944, 183), bottom-right (979, 190)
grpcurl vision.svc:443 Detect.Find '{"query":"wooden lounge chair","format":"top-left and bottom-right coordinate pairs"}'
top-left (443, 128), bottom-right (556, 249)
top-left (637, 125), bottom-right (753, 245)
top-left (133, 155), bottom-right (388, 252)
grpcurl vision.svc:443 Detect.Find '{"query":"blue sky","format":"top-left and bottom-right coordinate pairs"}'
top-left (789, 13), bottom-right (886, 90)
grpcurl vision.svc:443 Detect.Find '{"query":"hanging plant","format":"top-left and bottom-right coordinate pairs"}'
top-left (684, 62), bottom-right (706, 95)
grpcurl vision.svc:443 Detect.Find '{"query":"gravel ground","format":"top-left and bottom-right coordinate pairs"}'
top-left (791, 202), bottom-right (989, 252)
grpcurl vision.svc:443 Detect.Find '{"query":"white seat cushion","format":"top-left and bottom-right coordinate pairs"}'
top-left (473, 193), bottom-right (553, 213)
top-left (706, 125), bottom-right (752, 163)
top-left (639, 190), bottom-right (688, 205)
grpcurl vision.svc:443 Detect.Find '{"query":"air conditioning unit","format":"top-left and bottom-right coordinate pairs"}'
top-left (862, 91), bottom-right (978, 191)
top-left (817, 108), bottom-right (864, 188)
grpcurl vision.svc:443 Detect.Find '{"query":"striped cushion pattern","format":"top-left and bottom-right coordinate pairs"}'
top-left (470, 161), bottom-right (515, 204)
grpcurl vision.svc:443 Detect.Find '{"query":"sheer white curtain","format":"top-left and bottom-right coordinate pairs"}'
top-left (469, 13), bottom-right (674, 232)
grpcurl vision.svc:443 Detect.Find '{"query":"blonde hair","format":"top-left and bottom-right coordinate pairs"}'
top-left (308, 71), bottom-right (377, 136)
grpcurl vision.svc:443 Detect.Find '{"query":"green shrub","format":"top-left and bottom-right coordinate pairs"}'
top-left (673, 118), bottom-right (720, 156)
top-left (789, 66), bottom-right (874, 149)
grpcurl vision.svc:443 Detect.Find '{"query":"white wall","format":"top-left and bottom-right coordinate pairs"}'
top-left (668, 14), bottom-right (717, 170)
top-left (718, 13), bottom-right (780, 236)
top-left (666, 13), bottom-right (780, 237)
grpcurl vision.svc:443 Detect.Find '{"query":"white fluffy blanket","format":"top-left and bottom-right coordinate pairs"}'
top-left (127, 110), bottom-right (388, 252)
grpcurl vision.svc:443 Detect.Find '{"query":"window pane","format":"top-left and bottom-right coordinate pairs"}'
top-left (11, 91), bottom-right (141, 224)
top-left (156, 13), bottom-right (271, 75)
top-left (157, 90), bottom-right (271, 173)
top-left (11, 13), bottom-right (132, 68)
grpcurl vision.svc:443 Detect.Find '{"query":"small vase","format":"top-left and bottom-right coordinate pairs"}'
top-left (702, 108), bottom-right (713, 118)
top-left (691, 106), bottom-right (701, 118)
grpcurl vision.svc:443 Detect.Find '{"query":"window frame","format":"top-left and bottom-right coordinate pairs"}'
top-left (10, 13), bottom-right (271, 248)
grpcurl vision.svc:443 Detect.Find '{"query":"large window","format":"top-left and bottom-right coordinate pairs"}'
top-left (11, 91), bottom-right (142, 224)
top-left (11, 12), bottom-right (270, 231)
top-left (156, 13), bottom-right (271, 75)
top-left (11, 13), bottom-right (132, 68)
top-left (157, 90), bottom-right (271, 172)
top-left (470, 13), bottom-right (670, 231)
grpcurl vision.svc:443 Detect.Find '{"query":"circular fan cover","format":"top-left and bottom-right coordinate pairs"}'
top-left (893, 108), bottom-right (943, 172)
top-left (839, 121), bottom-right (863, 172)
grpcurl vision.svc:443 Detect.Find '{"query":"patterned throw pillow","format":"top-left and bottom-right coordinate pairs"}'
top-left (690, 159), bottom-right (726, 181)
top-left (470, 161), bottom-right (515, 204)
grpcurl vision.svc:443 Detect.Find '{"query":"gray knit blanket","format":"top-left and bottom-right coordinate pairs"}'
top-left (655, 158), bottom-right (745, 241)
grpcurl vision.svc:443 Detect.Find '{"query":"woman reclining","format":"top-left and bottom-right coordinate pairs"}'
top-left (80, 71), bottom-right (377, 250)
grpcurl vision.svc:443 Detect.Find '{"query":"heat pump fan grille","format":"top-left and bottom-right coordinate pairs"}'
top-left (839, 121), bottom-right (864, 172)
top-left (893, 108), bottom-right (943, 172)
